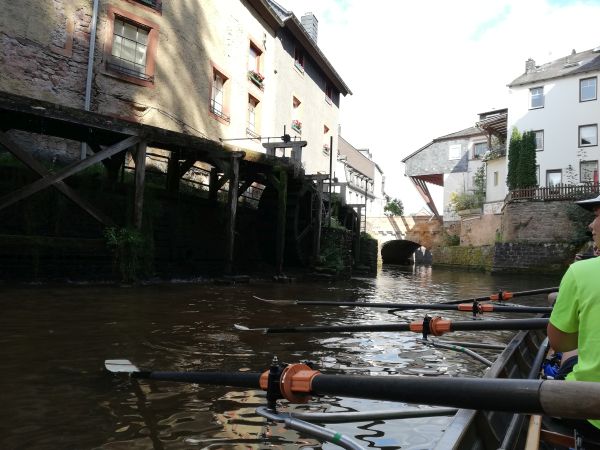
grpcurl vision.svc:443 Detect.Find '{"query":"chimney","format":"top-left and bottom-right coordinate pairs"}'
top-left (525, 58), bottom-right (536, 73)
top-left (301, 12), bottom-right (318, 43)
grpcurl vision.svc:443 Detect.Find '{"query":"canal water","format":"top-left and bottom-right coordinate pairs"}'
top-left (1, 266), bottom-right (560, 450)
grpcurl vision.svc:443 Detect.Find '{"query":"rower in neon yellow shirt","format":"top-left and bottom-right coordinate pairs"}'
top-left (549, 194), bottom-right (600, 438)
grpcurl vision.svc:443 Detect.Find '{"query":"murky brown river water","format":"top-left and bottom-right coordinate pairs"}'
top-left (0, 266), bottom-right (560, 450)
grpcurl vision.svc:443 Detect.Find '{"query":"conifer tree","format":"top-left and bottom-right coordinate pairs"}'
top-left (506, 128), bottom-right (521, 190)
top-left (518, 131), bottom-right (538, 187)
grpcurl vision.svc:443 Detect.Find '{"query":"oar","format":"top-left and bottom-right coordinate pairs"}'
top-left (105, 359), bottom-right (600, 419)
top-left (440, 287), bottom-right (558, 305)
top-left (234, 317), bottom-right (549, 335)
top-left (252, 296), bottom-right (551, 314)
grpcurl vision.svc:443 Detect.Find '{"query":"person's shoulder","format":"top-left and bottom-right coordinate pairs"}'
top-left (570, 256), bottom-right (600, 274)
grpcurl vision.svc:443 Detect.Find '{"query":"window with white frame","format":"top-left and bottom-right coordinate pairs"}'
top-left (111, 18), bottom-right (150, 78)
top-left (546, 170), bottom-right (562, 187)
top-left (247, 95), bottom-right (259, 137)
top-left (449, 144), bottom-right (461, 160)
top-left (210, 69), bottom-right (229, 123)
top-left (473, 142), bottom-right (488, 159)
top-left (579, 124), bottom-right (598, 147)
top-left (580, 160), bottom-right (598, 183)
top-left (580, 77), bottom-right (597, 102)
top-left (530, 87), bottom-right (544, 109)
top-left (534, 130), bottom-right (544, 151)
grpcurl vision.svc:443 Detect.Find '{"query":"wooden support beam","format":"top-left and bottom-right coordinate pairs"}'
top-left (273, 169), bottom-right (288, 275)
top-left (166, 150), bottom-right (180, 194)
top-left (237, 179), bottom-right (253, 197)
top-left (312, 178), bottom-right (324, 264)
top-left (0, 131), bottom-right (116, 226)
top-left (133, 141), bottom-right (147, 230)
top-left (209, 168), bottom-right (230, 202)
top-left (178, 159), bottom-right (197, 178)
top-left (0, 135), bottom-right (140, 213)
top-left (224, 153), bottom-right (243, 274)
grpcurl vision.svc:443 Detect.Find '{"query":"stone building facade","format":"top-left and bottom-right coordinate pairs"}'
top-left (0, 0), bottom-right (350, 174)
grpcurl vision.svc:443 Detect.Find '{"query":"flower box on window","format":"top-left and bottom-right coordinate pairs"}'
top-left (248, 70), bottom-right (265, 88)
top-left (291, 120), bottom-right (302, 133)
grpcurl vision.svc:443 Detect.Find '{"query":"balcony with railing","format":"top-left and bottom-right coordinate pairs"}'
top-left (506, 183), bottom-right (600, 202)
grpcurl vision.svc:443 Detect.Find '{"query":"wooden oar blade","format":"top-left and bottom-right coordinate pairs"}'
top-left (252, 295), bottom-right (298, 305)
top-left (105, 359), bottom-right (140, 374)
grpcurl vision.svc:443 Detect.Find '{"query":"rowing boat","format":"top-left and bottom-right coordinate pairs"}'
top-left (433, 327), bottom-right (548, 449)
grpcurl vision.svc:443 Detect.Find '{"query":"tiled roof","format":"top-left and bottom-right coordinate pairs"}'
top-left (509, 46), bottom-right (600, 87)
top-left (434, 126), bottom-right (482, 142)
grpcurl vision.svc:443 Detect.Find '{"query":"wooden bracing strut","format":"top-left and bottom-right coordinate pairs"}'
top-left (0, 132), bottom-right (141, 226)
top-left (409, 176), bottom-right (441, 219)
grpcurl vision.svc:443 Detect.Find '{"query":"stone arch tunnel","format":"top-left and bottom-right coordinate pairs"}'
top-left (381, 240), bottom-right (424, 265)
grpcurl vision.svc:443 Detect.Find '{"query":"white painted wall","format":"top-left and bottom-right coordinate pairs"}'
top-left (485, 157), bottom-right (507, 202)
top-left (508, 72), bottom-right (600, 188)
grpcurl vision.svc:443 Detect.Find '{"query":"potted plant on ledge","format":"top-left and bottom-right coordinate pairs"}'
top-left (291, 119), bottom-right (302, 133)
top-left (248, 70), bottom-right (264, 89)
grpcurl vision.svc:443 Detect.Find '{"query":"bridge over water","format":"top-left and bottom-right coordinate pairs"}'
top-left (366, 215), bottom-right (444, 264)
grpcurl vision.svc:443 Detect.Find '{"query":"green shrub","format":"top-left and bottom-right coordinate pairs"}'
top-left (104, 227), bottom-right (154, 283)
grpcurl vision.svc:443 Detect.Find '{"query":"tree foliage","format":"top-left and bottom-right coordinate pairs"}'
top-left (506, 128), bottom-right (521, 190)
top-left (519, 131), bottom-right (538, 188)
top-left (384, 197), bottom-right (404, 216)
top-left (507, 127), bottom-right (537, 189)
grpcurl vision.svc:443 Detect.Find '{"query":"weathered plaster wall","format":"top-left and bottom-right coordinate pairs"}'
top-left (273, 27), bottom-right (340, 175)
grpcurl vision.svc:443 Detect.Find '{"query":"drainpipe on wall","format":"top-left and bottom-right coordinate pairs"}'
top-left (81, 0), bottom-right (99, 160)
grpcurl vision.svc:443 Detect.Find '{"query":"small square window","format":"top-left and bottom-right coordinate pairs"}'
top-left (534, 130), bottom-right (544, 151)
top-left (579, 124), bottom-right (598, 147)
top-left (580, 77), bottom-right (597, 102)
top-left (449, 144), bottom-right (461, 160)
top-left (580, 160), bottom-right (598, 183)
top-left (473, 142), bottom-right (487, 159)
top-left (530, 87), bottom-right (544, 109)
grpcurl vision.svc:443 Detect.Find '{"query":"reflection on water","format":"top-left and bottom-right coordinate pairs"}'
top-left (0, 266), bottom-right (560, 449)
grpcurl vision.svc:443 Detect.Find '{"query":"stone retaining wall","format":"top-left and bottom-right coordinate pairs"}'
top-left (492, 242), bottom-right (577, 273)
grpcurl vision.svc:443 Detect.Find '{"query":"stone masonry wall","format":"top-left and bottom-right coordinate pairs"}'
top-left (492, 242), bottom-right (577, 273)
top-left (502, 201), bottom-right (582, 243)
top-left (432, 245), bottom-right (494, 271)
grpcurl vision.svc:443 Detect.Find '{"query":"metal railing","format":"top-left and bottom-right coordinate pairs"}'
top-left (506, 183), bottom-right (599, 202)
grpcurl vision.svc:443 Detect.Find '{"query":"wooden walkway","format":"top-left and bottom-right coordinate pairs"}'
top-left (0, 91), bottom-right (309, 274)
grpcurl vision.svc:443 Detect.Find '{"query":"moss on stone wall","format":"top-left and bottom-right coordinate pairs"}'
top-left (432, 245), bottom-right (494, 271)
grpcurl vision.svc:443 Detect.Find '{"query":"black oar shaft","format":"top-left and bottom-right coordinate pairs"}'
top-left (263, 323), bottom-right (412, 333)
top-left (133, 371), bottom-right (261, 388)
top-left (311, 375), bottom-right (543, 414)
top-left (129, 369), bottom-right (600, 418)
top-left (294, 301), bottom-right (551, 313)
top-left (261, 318), bottom-right (549, 334)
top-left (450, 318), bottom-right (548, 332)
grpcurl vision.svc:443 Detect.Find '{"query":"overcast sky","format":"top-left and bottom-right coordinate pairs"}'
top-left (280, 0), bottom-right (600, 214)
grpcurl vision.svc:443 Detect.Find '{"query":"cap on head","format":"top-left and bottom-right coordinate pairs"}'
top-left (575, 194), bottom-right (600, 211)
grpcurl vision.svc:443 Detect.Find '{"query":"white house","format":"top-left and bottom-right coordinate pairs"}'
top-left (507, 46), bottom-right (600, 189)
